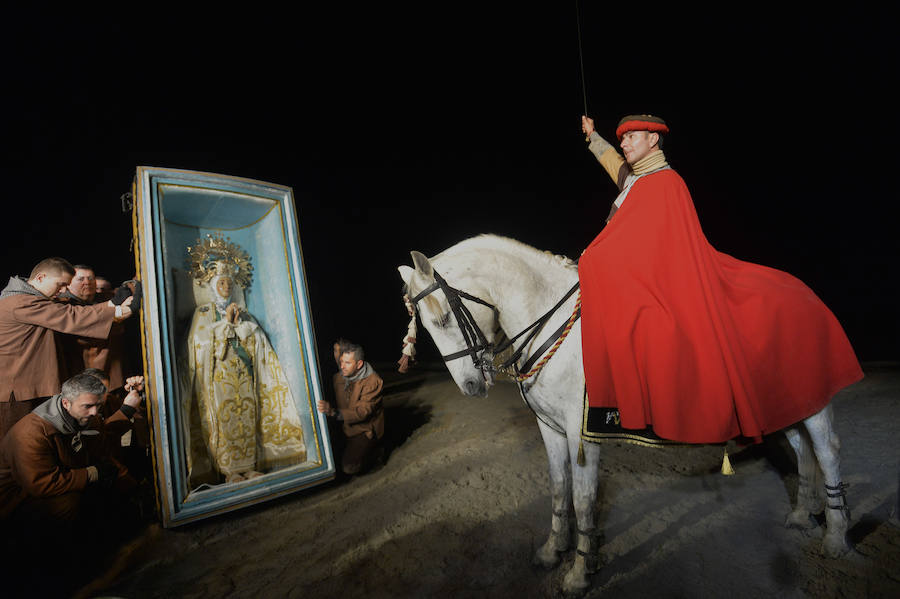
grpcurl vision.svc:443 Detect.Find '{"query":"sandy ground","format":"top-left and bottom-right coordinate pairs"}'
top-left (78, 364), bottom-right (899, 598)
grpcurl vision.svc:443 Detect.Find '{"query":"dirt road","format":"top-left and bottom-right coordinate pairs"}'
top-left (86, 364), bottom-right (899, 598)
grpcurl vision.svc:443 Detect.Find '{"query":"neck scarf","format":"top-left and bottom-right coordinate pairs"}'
top-left (0, 276), bottom-right (44, 300)
top-left (631, 149), bottom-right (668, 176)
top-left (31, 394), bottom-right (99, 452)
top-left (343, 361), bottom-right (373, 390)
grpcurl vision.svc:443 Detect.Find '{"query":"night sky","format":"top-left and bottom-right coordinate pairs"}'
top-left (3, 8), bottom-right (897, 379)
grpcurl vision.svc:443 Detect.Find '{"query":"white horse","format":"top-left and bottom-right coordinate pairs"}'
top-left (398, 234), bottom-right (851, 595)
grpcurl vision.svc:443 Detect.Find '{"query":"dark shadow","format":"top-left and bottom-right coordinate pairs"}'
top-left (847, 493), bottom-right (900, 547)
top-left (381, 398), bottom-right (433, 463)
top-left (3, 489), bottom-right (152, 599)
top-left (848, 513), bottom-right (883, 546)
top-left (382, 374), bottom-right (433, 396)
top-left (727, 434), bottom-right (796, 476)
top-left (727, 434), bottom-right (799, 504)
top-left (769, 548), bottom-right (800, 587)
top-left (370, 362), bottom-right (437, 463)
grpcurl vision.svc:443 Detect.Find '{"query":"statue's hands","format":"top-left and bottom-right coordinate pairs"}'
top-left (581, 115), bottom-right (595, 137)
top-left (226, 303), bottom-right (241, 324)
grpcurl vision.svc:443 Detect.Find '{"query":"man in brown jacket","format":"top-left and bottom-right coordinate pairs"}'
top-left (0, 373), bottom-right (145, 597)
top-left (0, 257), bottom-right (134, 438)
top-left (59, 264), bottom-right (130, 392)
top-left (0, 373), bottom-right (144, 523)
top-left (317, 341), bottom-right (385, 475)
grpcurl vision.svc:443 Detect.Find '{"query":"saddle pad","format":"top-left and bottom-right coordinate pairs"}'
top-left (581, 389), bottom-right (685, 447)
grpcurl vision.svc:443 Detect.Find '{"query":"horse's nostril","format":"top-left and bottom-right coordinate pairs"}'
top-left (464, 379), bottom-right (482, 396)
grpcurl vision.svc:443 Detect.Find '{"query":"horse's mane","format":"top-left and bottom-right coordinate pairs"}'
top-left (402, 235), bottom-right (576, 316)
top-left (437, 234), bottom-right (577, 271)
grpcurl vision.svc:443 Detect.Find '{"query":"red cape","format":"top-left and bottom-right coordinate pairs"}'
top-left (578, 169), bottom-right (863, 443)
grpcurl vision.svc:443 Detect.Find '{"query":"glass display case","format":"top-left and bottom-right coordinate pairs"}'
top-left (132, 167), bottom-right (334, 527)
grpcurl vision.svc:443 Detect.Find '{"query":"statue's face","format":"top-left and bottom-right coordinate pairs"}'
top-left (216, 276), bottom-right (234, 299)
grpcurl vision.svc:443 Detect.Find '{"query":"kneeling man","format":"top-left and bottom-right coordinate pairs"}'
top-left (0, 373), bottom-right (142, 526)
top-left (317, 342), bottom-right (385, 475)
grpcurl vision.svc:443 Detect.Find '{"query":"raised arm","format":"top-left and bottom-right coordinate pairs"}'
top-left (582, 116), bottom-right (629, 191)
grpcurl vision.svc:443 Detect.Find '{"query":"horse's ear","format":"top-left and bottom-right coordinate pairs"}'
top-left (410, 251), bottom-right (433, 278)
top-left (397, 265), bottom-right (414, 285)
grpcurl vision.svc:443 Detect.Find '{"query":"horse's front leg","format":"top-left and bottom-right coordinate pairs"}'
top-left (534, 419), bottom-right (572, 569)
top-left (562, 434), bottom-right (601, 594)
top-left (803, 404), bottom-right (851, 557)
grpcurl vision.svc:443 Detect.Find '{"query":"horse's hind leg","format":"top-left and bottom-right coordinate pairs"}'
top-left (803, 404), bottom-right (851, 557)
top-left (534, 420), bottom-right (572, 569)
top-left (783, 425), bottom-right (823, 529)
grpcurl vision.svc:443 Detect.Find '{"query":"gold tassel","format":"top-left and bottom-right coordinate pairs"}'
top-left (577, 441), bottom-right (586, 467)
top-left (721, 447), bottom-right (735, 476)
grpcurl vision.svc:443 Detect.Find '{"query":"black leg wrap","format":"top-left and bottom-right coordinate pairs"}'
top-left (825, 482), bottom-right (851, 520)
top-left (550, 510), bottom-right (569, 542)
top-left (576, 528), bottom-right (601, 552)
top-left (576, 528), bottom-right (601, 572)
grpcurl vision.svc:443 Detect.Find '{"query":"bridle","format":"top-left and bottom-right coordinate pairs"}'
top-left (409, 268), bottom-right (581, 380)
top-left (410, 270), bottom-right (499, 372)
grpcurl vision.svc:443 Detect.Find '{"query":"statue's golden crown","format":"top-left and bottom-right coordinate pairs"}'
top-left (187, 233), bottom-right (253, 288)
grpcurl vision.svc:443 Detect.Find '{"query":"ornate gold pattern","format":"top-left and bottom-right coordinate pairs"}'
top-left (185, 303), bottom-right (306, 483)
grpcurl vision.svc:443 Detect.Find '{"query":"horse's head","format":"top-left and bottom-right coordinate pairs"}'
top-left (399, 250), bottom-right (497, 398)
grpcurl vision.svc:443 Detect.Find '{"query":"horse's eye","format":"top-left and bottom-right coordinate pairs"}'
top-left (432, 312), bottom-right (452, 328)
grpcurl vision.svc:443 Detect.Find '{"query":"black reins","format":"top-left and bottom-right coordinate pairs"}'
top-left (503, 282), bottom-right (580, 374)
top-left (410, 268), bottom-right (580, 377)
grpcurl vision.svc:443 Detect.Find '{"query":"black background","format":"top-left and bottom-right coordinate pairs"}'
top-left (3, 7), bottom-right (897, 381)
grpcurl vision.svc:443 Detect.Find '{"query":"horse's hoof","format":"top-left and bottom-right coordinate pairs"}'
top-left (533, 545), bottom-right (561, 569)
top-left (822, 534), bottom-right (850, 558)
top-left (562, 566), bottom-right (591, 596)
top-left (785, 510), bottom-right (817, 530)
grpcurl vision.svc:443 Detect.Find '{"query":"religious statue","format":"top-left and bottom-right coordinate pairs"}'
top-left (182, 234), bottom-right (306, 486)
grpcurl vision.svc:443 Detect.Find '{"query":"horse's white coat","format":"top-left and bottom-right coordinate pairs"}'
top-left (399, 235), bottom-right (850, 594)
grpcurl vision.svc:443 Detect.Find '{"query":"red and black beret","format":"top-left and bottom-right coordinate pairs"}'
top-left (615, 114), bottom-right (669, 141)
